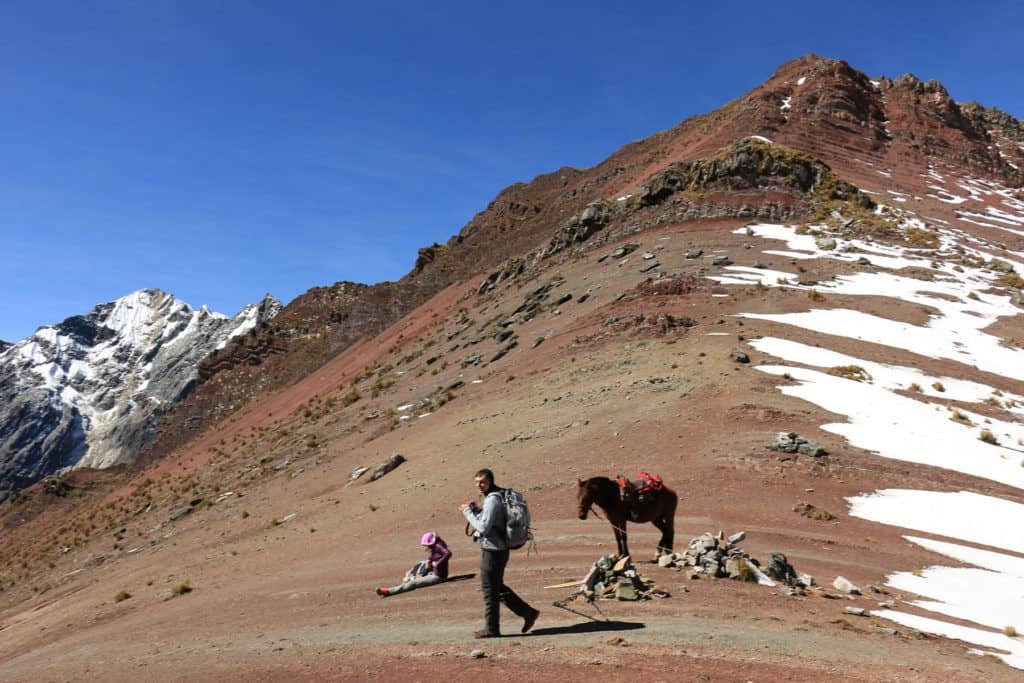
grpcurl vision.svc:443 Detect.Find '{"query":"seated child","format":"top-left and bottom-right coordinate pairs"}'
top-left (376, 531), bottom-right (451, 597)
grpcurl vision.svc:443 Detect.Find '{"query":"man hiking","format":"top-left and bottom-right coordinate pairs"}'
top-left (460, 468), bottom-right (539, 638)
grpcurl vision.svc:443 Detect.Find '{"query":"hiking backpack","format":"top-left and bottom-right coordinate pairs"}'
top-left (501, 488), bottom-right (532, 550)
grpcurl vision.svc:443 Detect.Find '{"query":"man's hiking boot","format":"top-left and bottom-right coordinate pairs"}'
top-left (375, 587), bottom-right (390, 597)
top-left (472, 629), bottom-right (499, 639)
top-left (521, 608), bottom-right (540, 633)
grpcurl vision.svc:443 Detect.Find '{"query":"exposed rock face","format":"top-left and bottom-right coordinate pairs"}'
top-left (0, 290), bottom-right (281, 499)
top-left (0, 341), bottom-right (11, 353)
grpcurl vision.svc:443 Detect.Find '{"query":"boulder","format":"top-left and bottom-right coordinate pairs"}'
top-left (765, 552), bottom-right (798, 585)
top-left (833, 576), bottom-right (861, 595)
top-left (989, 258), bottom-right (1016, 273)
top-left (730, 348), bottom-right (750, 363)
top-left (169, 506), bottom-right (193, 522)
top-left (816, 237), bottom-right (838, 250)
top-left (370, 453), bottom-right (406, 481)
top-left (725, 556), bottom-right (756, 582)
top-left (611, 243), bottom-right (640, 258)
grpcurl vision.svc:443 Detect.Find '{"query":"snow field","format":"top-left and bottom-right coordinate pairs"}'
top-left (712, 220), bottom-right (1024, 667)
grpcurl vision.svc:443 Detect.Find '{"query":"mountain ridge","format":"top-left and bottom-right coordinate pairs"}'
top-left (143, 54), bottom-right (1023, 462)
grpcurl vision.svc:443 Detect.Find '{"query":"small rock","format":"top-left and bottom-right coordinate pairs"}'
top-left (857, 256), bottom-right (872, 266)
top-left (989, 258), bottom-right (1016, 274)
top-left (533, 336), bottom-right (546, 348)
top-left (348, 466), bottom-right (369, 482)
top-left (729, 348), bottom-right (750, 363)
top-left (470, 649), bottom-right (486, 659)
top-left (685, 249), bottom-right (703, 259)
top-left (816, 237), bottom-right (838, 250)
top-left (727, 531), bottom-right (746, 545)
top-left (844, 606), bottom-right (866, 616)
top-left (169, 506), bottom-right (193, 522)
top-left (878, 600), bottom-right (895, 609)
top-left (642, 252), bottom-right (655, 260)
top-left (712, 256), bottom-right (733, 266)
top-left (798, 573), bottom-right (816, 587)
top-left (833, 576), bottom-right (862, 595)
top-left (657, 554), bottom-right (675, 567)
top-left (615, 581), bottom-right (639, 601)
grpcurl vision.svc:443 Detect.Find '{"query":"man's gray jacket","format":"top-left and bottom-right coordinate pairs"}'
top-left (463, 491), bottom-right (507, 551)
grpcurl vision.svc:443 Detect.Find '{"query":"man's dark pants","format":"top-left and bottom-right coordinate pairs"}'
top-left (480, 548), bottom-right (531, 634)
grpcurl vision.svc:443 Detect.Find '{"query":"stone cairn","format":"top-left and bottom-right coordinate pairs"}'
top-left (565, 554), bottom-right (671, 602)
top-left (658, 531), bottom-right (813, 593)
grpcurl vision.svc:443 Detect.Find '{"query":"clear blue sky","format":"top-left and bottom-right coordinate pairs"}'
top-left (2, 1), bottom-right (1021, 342)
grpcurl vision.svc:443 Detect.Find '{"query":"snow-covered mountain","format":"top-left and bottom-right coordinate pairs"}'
top-left (0, 289), bottom-right (282, 500)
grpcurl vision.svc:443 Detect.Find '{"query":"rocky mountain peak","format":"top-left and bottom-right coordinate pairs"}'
top-left (0, 289), bottom-right (281, 500)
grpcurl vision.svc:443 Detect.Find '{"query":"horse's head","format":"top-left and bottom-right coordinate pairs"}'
top-left (576, 478), bottom-right (593, 520)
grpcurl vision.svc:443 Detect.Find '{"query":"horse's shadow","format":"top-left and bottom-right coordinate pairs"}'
top-left (526, 620), bottom-right (645, 637)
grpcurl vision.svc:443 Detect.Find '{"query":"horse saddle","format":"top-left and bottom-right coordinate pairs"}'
top-left (616, 472), bottom-right (664, 509)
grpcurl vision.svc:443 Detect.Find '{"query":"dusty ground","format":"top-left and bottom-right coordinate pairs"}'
top-left (2, 220), bottom-right (1023, 681)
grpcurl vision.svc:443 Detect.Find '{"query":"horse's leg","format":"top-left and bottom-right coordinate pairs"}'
top-left (611, 517), bottom-right (629, 557)
top-left (655, 517), bottom-right (673, 556)
top-left (660, 495), bottom-right (678, 554)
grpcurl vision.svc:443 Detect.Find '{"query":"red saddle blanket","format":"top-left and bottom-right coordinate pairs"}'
top-left (616, 471), bottom-right (664, 496)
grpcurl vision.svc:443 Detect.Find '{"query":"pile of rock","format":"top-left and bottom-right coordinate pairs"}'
top-left (768, 432), bottom-right (828, 457)
top-left (568, 554), bottom-right (670, 602)
top-left (658, 531), bottom-right (812, 591)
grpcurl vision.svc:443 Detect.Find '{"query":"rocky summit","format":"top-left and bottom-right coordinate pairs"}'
top-left (1, 55), bottom-right (1023, 681)
top-left (0, 289), bottom-right (281, 500)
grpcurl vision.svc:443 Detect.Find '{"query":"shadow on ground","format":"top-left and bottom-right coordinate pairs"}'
top-left (527, 620), bottom-right (645, 637)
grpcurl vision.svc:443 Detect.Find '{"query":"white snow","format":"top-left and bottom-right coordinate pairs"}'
top-left (757, 365), bottom-right (1024, 488)
top-left (874, 610), bottom-right (1024, 668)
top-left (750, 337), bottom-right (1024, 412)
top-left (749, 135), bottom-right (773, 144)
top-left (848, 490), bottom-right (1024, 554)
top-left (796, 76), bottom-right (807, 86)
top-left (780, 96), bottom-right (791, 113)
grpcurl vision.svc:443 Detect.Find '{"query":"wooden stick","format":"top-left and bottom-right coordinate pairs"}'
top-left (544, 580), bottom-right (584, 589)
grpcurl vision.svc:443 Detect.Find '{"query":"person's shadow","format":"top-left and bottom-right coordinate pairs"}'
top-left (524, 620), bottom-right (645, 637)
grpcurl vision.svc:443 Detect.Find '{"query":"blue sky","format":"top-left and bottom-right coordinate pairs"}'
top-left (1, 1), bottom-right (1022, 341)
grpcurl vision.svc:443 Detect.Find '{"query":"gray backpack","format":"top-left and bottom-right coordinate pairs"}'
top-left (501, 488), bottom-right (532, 550)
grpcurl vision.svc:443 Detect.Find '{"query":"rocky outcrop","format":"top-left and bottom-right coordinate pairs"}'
top-left (0, 290), bottom-right (281, 500)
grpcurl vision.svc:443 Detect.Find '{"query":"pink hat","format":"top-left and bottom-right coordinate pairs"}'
top-left (421, 531), bottom-right (437, 546)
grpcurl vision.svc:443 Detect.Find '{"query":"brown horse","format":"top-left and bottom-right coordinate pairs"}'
top-left (576, 476), bottom-right (677, 559)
